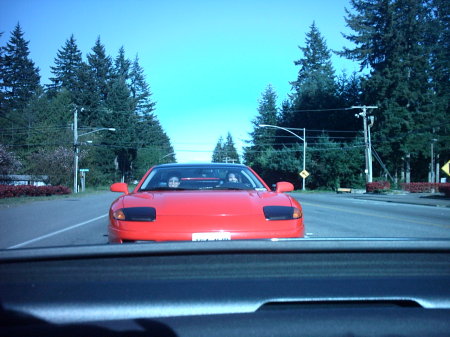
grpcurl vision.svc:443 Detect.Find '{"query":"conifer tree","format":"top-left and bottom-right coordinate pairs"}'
top-left (87, 37), bottom-right (112, 103)
top-left (223, 132), bottom-right (240, 163)
top-left (244, 84), bottom-right (278, 166)
top-left (129, 55), bottom-right (156, 116)
top-left (212, 136), bottom-right (225, 163)
top-left (341, 0), bottom-right (439, 181)
top-left (287, 22), bottom-right (337, 131)
top-left (113, 46), bottom-right (131, 81)
top-left (49, 35), bottom-right (83, 94)
top-left (0, 32), bottom-right (5, 112)
top-left (103, 76), bottom-right (137, 181)
top-left (1, 23), bottom-right (40, 116)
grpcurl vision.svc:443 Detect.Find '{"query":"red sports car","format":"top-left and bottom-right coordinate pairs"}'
top-left (108, 163), bottom-right (304, 243)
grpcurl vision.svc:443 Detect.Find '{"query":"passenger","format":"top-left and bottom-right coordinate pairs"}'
top-left (226, 172), bottom-right (240, 183)
top-left (168, 176), bottom-right (180, 188)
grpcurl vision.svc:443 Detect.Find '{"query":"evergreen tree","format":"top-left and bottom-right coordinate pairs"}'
top-left (128, 54), bottom-right (173, 175)
top-left (87, 37), bottom-right (112, 103)
top-left (72, 61), bottom-right (102, 125)
top-left (129, 54), bottom-right (156, 116)
top-left (334, 72), bottom-right (362, 132)
top-left (341, 0), bottom-right (440, 182)
top-left (244, 84), bottom-right (278, 167)
top-left (0, 32), bottom-right (5, 113)
top-left (1, 23), bottom-right (40, 116)
top-left (49, 35), bottom-right (83, 94)
top-left (77, 37), bottom-right (113, 127)
top-left (103, 76), bottom-right (137, 181)
top-left (134, 113), bottom-right (175, 177)
top-left (213, 133), bottom-right (240, 164)
top-left (287, 22), bottom-right (337, 131)
top-left (427, 0), bottom-right (449, 105)
top-left (426, 0), bottom-right (450, 166)
top-left (307, 135), bottom-right (365, 190)
top-left (223, 132), bottom-right (240, 163)
top-left (113, 46), bottom-right (131, 81)
top-left (212, 136), bottom-right (225, 163)
top-left (25, 90), bottom-right (72, 149)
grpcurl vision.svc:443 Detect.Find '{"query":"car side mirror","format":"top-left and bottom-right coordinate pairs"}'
top-left (110, 182), bottom-right (129, 195)
top-left (275, 182), bottom-right (294, 193)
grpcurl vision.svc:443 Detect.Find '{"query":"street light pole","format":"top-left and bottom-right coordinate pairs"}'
top-left (73, 107), bottom-right (115, 194)
top-left (430, 138), bottom-right (438, 183)
top-left (73, 108), bottom-right (79, 194)
top-left (303, 127), bottom-right (306, 190)
top-left (259, 124), bottom-right (307, 191)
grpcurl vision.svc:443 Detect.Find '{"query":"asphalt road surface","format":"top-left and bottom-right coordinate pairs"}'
top-left (1, 191), bottom-right (449, 250)
top-left (291, 192), bottom-right (450, 238)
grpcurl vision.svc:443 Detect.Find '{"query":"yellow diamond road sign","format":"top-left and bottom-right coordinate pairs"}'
top-left (442, 160), bottom-right (450, 176)
top-left (299, 170), bottom-right (310, 179)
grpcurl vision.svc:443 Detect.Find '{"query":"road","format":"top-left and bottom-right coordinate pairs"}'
top-left (1, 191), bottom-right (449, 249)
top-left (291, 192), bottom-right (450, 238)
top-left (0, 193), bottom-right (118, 249)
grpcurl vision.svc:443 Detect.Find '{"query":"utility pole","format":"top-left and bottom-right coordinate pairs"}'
top-left (352, 106), bottom-right (378, 183)
top-left (302, 127), bottom-right (306, 190)
top-left (73, 106), bottom-right (115, 194)
top-left (73, 107), bottom-right (79, 194)
top-left (430, 138), bottom-right (437, 183)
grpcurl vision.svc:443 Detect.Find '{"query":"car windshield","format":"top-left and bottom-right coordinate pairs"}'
top-left (0, 0), bottom-right (449, 250)
top-left (139, 165), bottom-right (267, 191)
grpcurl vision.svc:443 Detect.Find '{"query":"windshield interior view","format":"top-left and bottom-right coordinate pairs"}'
top-left (1, 0), bottom-right (449, 336)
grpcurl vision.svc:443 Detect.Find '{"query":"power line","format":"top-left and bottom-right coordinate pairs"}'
top-left (262, 107), bottom-right (354, 113)
top-left (243, 145), bottom-right (365, 153)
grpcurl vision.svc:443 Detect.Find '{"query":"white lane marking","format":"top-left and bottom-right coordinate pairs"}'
top-left (8, 214), bottom-right (108, 249)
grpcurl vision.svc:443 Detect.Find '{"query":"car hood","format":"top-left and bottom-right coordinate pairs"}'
top-left (122, 190), bottom-right (293, 216)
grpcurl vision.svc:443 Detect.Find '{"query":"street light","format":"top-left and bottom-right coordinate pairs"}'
top-left (73, 107), bottom-right (116, 193)
top-left (160, 152), bottom-right (176, 162)
top-left (259, 124), bottom-right (307, 191)
top-left (78, 128), bottom-right (116, 137)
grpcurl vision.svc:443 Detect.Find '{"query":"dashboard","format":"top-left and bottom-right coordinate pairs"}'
top-left (1, 239), bottom-right (449, 336)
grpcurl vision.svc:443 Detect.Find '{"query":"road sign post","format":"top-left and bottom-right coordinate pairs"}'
top-left (79, 169), bottom-right (89, 192)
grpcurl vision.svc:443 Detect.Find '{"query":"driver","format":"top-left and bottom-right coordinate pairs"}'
top-left (168, 176), bottom-right (180, 188)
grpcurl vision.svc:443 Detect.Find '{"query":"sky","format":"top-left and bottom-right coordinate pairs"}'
top-left (1, 0), bottom-right (359, 163)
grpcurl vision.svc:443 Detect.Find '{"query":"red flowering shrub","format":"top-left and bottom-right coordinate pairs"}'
top-left (0, 185), bottom-right (71, 199)
top-left (366, 181), bottom-right (390, 193)
top-left (401, 183), bottom-right (443, 193)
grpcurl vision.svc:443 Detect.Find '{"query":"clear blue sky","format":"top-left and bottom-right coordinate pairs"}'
top-left (2, 0), bottom-right (359, 163)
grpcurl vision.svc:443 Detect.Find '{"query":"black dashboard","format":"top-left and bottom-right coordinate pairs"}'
top-left (1, 239), bottom-right (449, 336)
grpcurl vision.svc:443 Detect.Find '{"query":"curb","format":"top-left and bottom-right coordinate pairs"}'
top-left (349, 195), bottom-right (450, 208)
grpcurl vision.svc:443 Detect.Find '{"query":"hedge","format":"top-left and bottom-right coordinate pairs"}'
top-left (0, 185), bottom-right (71, 199)
top-left (400, 182), bottom-right (450, 193)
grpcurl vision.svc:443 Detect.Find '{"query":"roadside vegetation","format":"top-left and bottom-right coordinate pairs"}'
top-left (243, 1), bottom-right (448, 190)
top-left (0, 185), bottom-right (112, 207)
top-left (1, 0), bottom-right (448, 192)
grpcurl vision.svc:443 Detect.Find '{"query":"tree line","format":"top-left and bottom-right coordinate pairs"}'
top-left (0, 25), bottom-right (174, 187)
top-left (212, 133), bottom-right (240, 164)
top-left (245, 0), bottom-right (449, 190)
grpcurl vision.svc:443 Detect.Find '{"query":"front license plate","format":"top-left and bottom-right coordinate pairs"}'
top-left (192, 232), bottom-right (231, 241)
